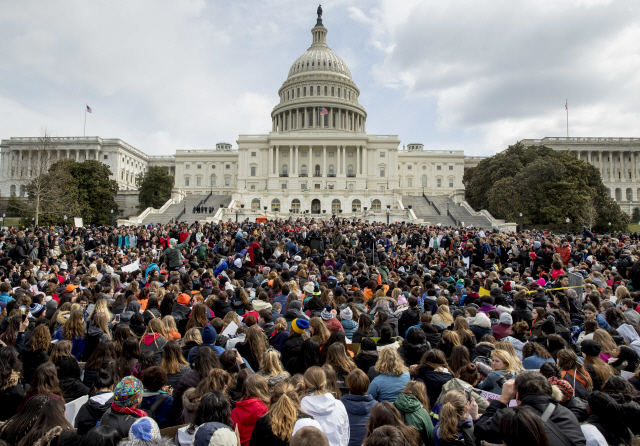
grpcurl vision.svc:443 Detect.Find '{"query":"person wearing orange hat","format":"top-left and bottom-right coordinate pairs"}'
top-left (172, 293), bottom-right (191, 320)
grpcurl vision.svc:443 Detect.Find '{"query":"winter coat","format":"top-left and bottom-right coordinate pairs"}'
top-left (53, 328), bottom-right (85, 360)
top-left (180, 388), bottom-right (200, 425)
top-left (60, 377), bottom-right (90, 402)
top-left (140, 392), bottom-right (174, 428)
top-left (75, 392), bottom-right (113, 435)
top-left (140, 333), bottom-right (168, 365)
top-left (522, 354), bottom-right (555, 370)
top-left (491, 323), bottom-right (512, 341)
top-left (341, 319), bottom-right (358, 340)
top-left (300, 393), bottom-right (350, 446)
top-left (470, 324), bottom-right (493, 343)
top-left (351, 328), bottom-right (378, 344)
top-left (397, 341), bottom-right (430, 367)
top-left (511, 308), bottom-right (533, 328)
top-left (213, 300), bottom-right (234, 319)
top-left (474, 395), bottom-right (586, 446)
top-left (269, 331), bottom-right (289, 353)
top-left (394, 393), bottom-right (434, 446)
top-left (341, 394), bottom-right (377, 446)
top-left (398, 307), bottom-right (422, 338)
top-left (0, 371), bottom-right (25, 422)
top-left (439, 378), bottom-right (489, 414)
top-left (249, 411), bottom-right (315, 446)
top-left (172, 369), bottom-right (201, 417)
top-left (478, 370), bottom-right (512, 395)
top-left (99, 406), bottom-right (146, 440)
top-left (617, 324), bottom-right (640, 358)
top-left (236, 341), bottom-right (263, 372)
top-left (19, 345), bottom-right (49, 384)
top-left (281, 332), bottom-right (305, 366)
top-left (415, 367), bottom-right (453, 403)
top-left (354, 350), bottom-right (379, 374)
top-left (167, 365), bottom-right (191, 389)
top-left (367, 371), bottom-right (410, 403)
top-left (470, 341), bottom-right (495, 362)
top-left (231, 397), bottom-right (269, 446)
top-left (434, 418), bottom-right (475, 446)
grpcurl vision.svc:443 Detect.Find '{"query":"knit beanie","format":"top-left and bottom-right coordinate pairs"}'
top-left (499, 313), bottom-right (513, 325)
top-left (289, 300), bottom-right (302, 311)
top-left (548, 377), bottom-right (573, 397)
top-left (30, 303), bottom-right (45, 317)
top-left (192, 422), bottom-right (237, 446)
top-left (304, 283), bottom-right (315, 294)
top-left (114, 376), bottom-right (143, 408)
top-left (321, 306), bottom-right (334, 321)
top-left (291, 318), bottom-right (309, 334)
top-left (341, 307), bottom-right (353, 321)
top-left (129, 417), bottom-right (160, 441)
top-left (580, 339), bottom-right (602, 357)
top-left (474, 312), bottom-right (491, 329)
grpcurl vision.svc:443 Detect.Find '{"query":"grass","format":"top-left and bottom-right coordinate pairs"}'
top-left (629, 224), bottom-right (640, 233)
top-left (2, 218), bottom-right (20, 227)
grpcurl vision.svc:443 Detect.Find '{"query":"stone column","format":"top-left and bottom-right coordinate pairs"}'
top-left (362, 146), bottom-right (367, 176)
top-left (634, 152), bottom-right (638, 181)
top-left (356, 145), bottom-right (360, 175)
top-left (275, 146), bottom-right (279, 175)
top-left (322, 145), bottom-right (327, 175)
top-left (268, 146), bottom-right (273, 176)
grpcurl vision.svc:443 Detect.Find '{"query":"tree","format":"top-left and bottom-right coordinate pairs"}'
top-left (632, 207), bottom-right (640, 223)
top-left (463, 142), bottom-right (630, 231)
top-left (136, 166), bottom-right (174, 210)
top-left (50, 159), bottom-right (119, 225)
top-left (15, 129), bottom-right (59, 226)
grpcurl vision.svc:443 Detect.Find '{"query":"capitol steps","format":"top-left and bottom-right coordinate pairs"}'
top-left (402, 195), bottom-right (495, 229)
top-left (140, 194), bottom-right (232, 225)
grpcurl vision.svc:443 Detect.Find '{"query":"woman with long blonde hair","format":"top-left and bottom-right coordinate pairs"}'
top-left (232, 374), bottom-right (270, 446)
top-left (88, 299), bottom-right (111, 320)
top-left (162, 315), bottom-right (181, 341)
top-left (249, 381), bottom-right (306, 445)
top-left (593, 329), bottom-right (617, 361)
top-left (435, 390), bottom-right (478, 445)
top-left (494, 341), bottom-right (524, 372)
top-left (21, 324), bottom-right (51, 383)
top-left (258, 349), bottom-right (290, 388)
top-left (237, 325), bottom-right (267, 372)
top-left (309, 317), bottom-right (330, 346)
top-left (478, 349), bottom-right (518, 395)
top-left (139, 318), bottom-right (168, 364)
top-left (432, 305), bottom-right (454, 328)
top-left (52, 310), bottom-right (86, 360)
top-left (368, 346), bottom-right (410, 402)
top-left (300, 367), bottom-right (350, 446)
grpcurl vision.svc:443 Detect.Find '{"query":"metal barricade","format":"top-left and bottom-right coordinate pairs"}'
top-left (568, 271), bottom-right (585, 309)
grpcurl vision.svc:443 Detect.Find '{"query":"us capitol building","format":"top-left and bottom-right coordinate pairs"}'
top-left (1, 9), bottom-right (638, 224)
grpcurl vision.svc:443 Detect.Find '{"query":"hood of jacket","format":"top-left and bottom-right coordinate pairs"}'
top-left (340, 394), bottom-right (376, 415)
top-left (56, 310), bottom-right (70, 326)
top-left (87, 325), bottom-right (104, 338)
top-left (88, 392), bottom-right (113, 408)
top-left (504, 336), bottom-right (526, 350)
top-left (393, 393), bottom-right (422, 414)
top-left (618, 324), bottom-right (639, 343)
top-left (301, 393), bottom-right (336, 417)
top-left (233, 397), bottom-right (268, 424)
top-left (142, 333), bottom-right (161, 346)
top-left (119, 438), bottom-right (175, 446)
top-left (341, 319), bottom-right (357, 329)
top-left (183, 387), bottom-right (201, 413)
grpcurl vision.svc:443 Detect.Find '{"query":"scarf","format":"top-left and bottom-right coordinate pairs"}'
top-left (111, 402), bottom-right (148, 418)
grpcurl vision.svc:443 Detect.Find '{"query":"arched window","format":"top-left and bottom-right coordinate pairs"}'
top-left (271, 198), bottom-right (281, 211)
top-left (371, 199), bottom-right (381, 210)
top-left (19, 185), bottom-right (26, 197)
top-left (352, 199), bottom-right (361, 212)
top-left (626, 188), bottom-right (633, 201)
top-left (251, 198), bottom-right (260, 210)
top-left (301, 164), bottom-right (307, 174)
top-left (210, 174), bottom-right (216, 186)
top-left (9, 185), bottom-right (16, 197)
top-left (282, 164), bottom-right (288, 175)
top-left (315, 165), bottom-right (320, 175)
top-left (615, 188), bottom-right (622, 201)
top-left (329, 165), bottom-right (334, 174)
top-left (422, 175), bottom-right (427, 187)
top-left (291, 199), bottom-right (301, 213)
top-left (348, 165), bottom-right (353, 175)
top-left (332, 199), bottom-right (341, 213)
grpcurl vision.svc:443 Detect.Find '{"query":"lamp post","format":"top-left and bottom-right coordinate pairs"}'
top-left (609, 222), bottom-right (611, 233)
top-left (235, 207), bottom-right (238, 223)
top-left (519, 213), bottom-right (523, 231)
top-left (110, 209), bottom-right (114, 227)
top-left (365, 179), bottom-right (368, 190)
top-left (64, 215), bottom-right (67, 227)
top-left (566, 217), bottom-right (570, 234)
top-left (386, 205), bottom-right (391, 225)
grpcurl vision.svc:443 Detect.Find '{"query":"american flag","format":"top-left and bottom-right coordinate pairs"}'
top-left (86, 105), bottom-right (92, 113)
top-left (319, 107), bottom-right (328, 115)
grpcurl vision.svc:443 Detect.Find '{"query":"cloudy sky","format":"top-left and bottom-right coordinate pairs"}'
top-left (1, 0), bottom-right (639, 157)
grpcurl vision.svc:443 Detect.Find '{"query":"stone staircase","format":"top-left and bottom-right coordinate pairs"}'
top-left (401, 196), bottom-right (456, 226)
top-left (402, 195), bottom-right (495, 229)
top-left (141, 194), bottom-right (232, 225)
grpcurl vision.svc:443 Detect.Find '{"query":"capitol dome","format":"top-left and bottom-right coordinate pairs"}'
top-left (271, 9), bottom-right (367, 133)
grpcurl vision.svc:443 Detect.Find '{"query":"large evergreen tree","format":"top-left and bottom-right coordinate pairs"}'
top-left (136, 166), bottom-right (175, 210)
top-left (463, 142), bottom-right (629, 231)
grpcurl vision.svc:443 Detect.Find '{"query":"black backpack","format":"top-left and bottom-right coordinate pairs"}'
top-left (139, 393), bottom-right (170, 421)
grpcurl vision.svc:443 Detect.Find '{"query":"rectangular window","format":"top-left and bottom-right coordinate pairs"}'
top-left (225, 177), bottom-right (230, 186)
top-left (329, 152), bottom-right (334, 157)
top-left (196, 177), bottom-right (201, 186)
top-left (331, 87), bottom-right (334, 96)
top-left (310, 87), bottom-right (313, 96)
top-left (297, 88), bottom-right (300, 97)
top-left (186, 164), bottom-right (190, 169)
top-left (283, 152), bottom-right (288, 157)
top-left (317, 86), bottom-right (320, 95)
top-left (408, 178), bottom-right (412, 187)
top-left (380, 152), bottom-right (385, 157)
top-left (185, 177), bottom-right (190, 186)
top-left (251, 167), bottom-right (256, 176)
top-left (304, 87), bottom-right (307, 96)
top-left (282, 183), bottom-right (287, 189)
top-left (197, 164), bottom-right (201, 169)
top-left (251, 152), bottom-right (256, 157)
top-left (226, 164), bottom-right (230, 169)
top-left (301, 152), bottom-right (307, 157)
top-left (449, 179), bottom-right (454, 187)
top-left (324, 86), bottom-right (327, 95)
top-left (380, 168), bottom-right (385, 177)
top-left (315, 184), bottom-right (320, 189)
top-left (437, 179), bottom-right (442, 187)
top-left (437, 165), bottom-right (442, 170)
top-left (251, 185), bottom-right (255, 190)
top-left (408, 165), bottom-right (412, 169)
top-left (449, 165), bottom-right (454, 170)
top-left (103, 155), bottom-right (108, 160)
top-left (348, 152), bottom-right (353, 157)
top-left (349, 183), bottom-right (354, 190)
top-left (338, 88), bottom-right (341, 97)
top-left (315, 152), bottom-right (320, 157)
top-left (381, 186), bottom-right (385, 191)
top-left (328, 184), bottom-right (334, 189)
top-left (301, 184), bottom-right (306, 190)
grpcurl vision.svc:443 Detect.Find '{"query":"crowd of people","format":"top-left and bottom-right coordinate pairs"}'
top-left (0, 217), bottom-right (639, 446)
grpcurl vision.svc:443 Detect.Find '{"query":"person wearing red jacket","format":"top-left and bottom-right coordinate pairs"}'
top-left (231, 371), bottom-right (269, 446)
top-left (321, 306), bottom-right (344, 333)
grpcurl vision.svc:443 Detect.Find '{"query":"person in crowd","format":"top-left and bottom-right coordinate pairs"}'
top-left (139, 319), bottom-right (168, 365)
top-left (580, 339), bottom-right (617, 391)
top-left (99, 376), bottom-right (148, 440)
top-left (53, 309), bottom-right (86, 360)
top-left (363, 402), bottom-right (422, 446)
top-left (160, 340), bottom-right (191, 388)
top-left (0, 394), bottom-right (50, 445)
top-left (434, 389), bottom-right (478, 446)
top-left (521, 342), bottom-right (555, 370)
top-left (393, 381), bottom-right (433, 446)
top-left (75, 367), bottom-right (116, 435)
top-left (478, 349), bottom-right (519, 395)
top-left (176, 390), bottom-right (233, 446)
top-left (367, 347), bottom-right (410, 402)
top-left (231, 374), bottom-right (270, 446)
top-left (340, 369), bottom-right (376, 446)
top-left (413, 349), bottom-right (454, 403)
top-left (498, 406), bottom-right (549, 446)
top-left (0, 346), bottom-right (26, 421)
top-left (16, 398), bottom-right (79, 446)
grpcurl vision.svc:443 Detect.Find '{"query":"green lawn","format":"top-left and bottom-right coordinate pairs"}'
top-left (630, 224), bottom-right (640, 233)
top-left (2, 218), bottom-right (20, 227)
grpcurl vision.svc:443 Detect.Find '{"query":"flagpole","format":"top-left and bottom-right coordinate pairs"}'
top-left (84, 105), bottom-right (87, 137)
top-left (566, 99), bottom-right (568, 138)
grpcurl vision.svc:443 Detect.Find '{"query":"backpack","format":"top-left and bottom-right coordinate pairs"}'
top-left (139, 394), bottom-right (170, 422)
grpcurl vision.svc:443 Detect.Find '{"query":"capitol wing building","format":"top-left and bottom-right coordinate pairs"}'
top-left (0, 10), bottom-right (636, 228)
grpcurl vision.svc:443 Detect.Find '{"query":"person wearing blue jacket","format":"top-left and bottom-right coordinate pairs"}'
top-left (188, 324), bottom-right (224, 364)
top-left (272, 285), bottom-right (290, 314)
top-left (213, 256), bottom-right (228, 276)
top-left (140, 366), bottom-right (174, 428)
top-left (53, 309), bottom-right (86, 360)
top-left (521, 342), bottom-right (555, 370)
top-left (340, 307), bottom-right (358, 340)
top-left (341, 369), bottom-right (377, 446)
top-left (367, 347), bottom-right (410, 402)
top-left (0, 282), bottom-right (14, 304)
